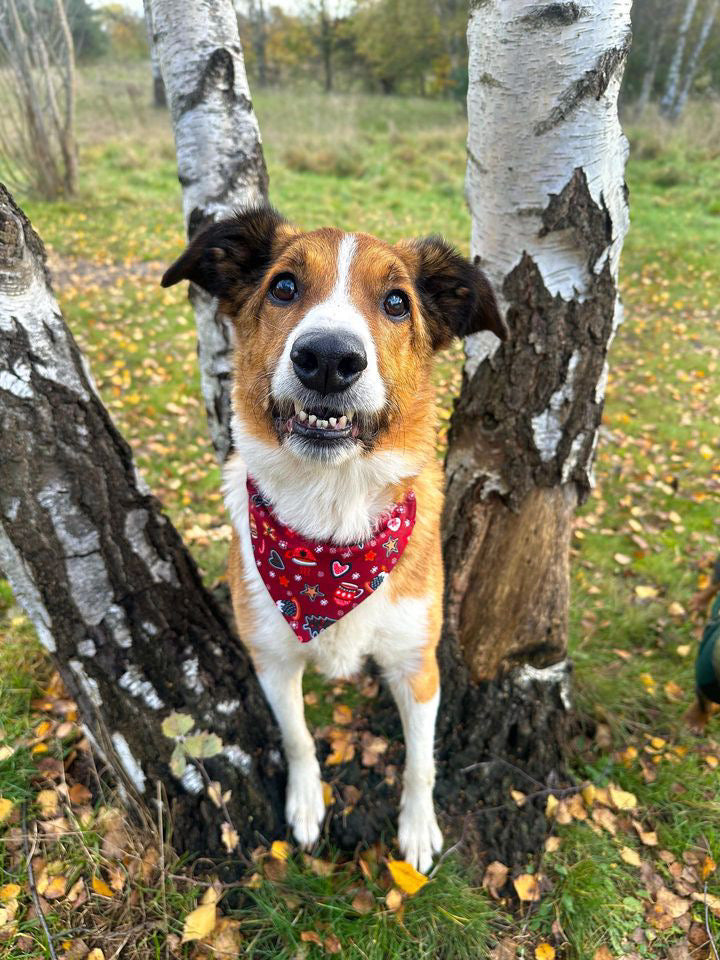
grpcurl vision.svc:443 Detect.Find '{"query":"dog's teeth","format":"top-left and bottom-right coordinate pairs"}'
top-left (308, 414), bottom-right (317, 425)
top-left (338, 415), bottom-right (347, 428)
top-left (329, 417), bottom-right (337, 428)
top-left (319, 419), bottom-right (328, 428)
top-left (297, 410), bottom-right (307, 422)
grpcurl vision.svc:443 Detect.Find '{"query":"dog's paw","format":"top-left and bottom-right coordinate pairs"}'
top-left (286, 759), bottom-right (326, 849)
top-left (398, 794), bottom-right (443, 874)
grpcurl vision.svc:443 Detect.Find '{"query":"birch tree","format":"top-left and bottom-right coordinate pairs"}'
top-left (437, 0), bottom-right (632, 861)
top-left (150, 0), bottom-right (269, 462)
top-left (660, 0), bottom-right (700, 114)
top-left (142, 0), bottom-right (167, 108)
top-left (0, 184), bottom-right (284, 861)
top-left (670, 0), bottom-right (720, 118)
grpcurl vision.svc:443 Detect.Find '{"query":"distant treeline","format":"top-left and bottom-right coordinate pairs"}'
top-left (43, 0), bottom-right (720, 115)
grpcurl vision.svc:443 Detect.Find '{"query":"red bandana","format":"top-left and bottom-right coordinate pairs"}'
top-left (247, 477), bottom-right (416, 642)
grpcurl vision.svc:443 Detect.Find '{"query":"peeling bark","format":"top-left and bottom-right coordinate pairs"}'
top-left (435, 0), bottom-right (631, 865)
top-left (150, 0), bottom-right (269, 462)
top-left (0, 185), bottom-right (283, 863)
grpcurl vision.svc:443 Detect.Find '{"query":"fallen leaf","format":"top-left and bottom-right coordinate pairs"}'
top-left (385, 887), bottom-right (403, 911)
top-left (593, 948), bottom-right (614, 960)
top-left (221, 822), bottom-right (239, 853)
top-left (352, 889), bottom-right (375, 914)
top-left (322, 782), bottom-right (334, 806)
top-left (656, 886), bottom-right (691, 919)
top-left (300, 930), bottom-right (323, 946)
top-left (332, 705), bottom-right (352, 725)
top-left (513, 873), bottom-right (542, 902)
top-left (68, 783), bottom-right (92, 806)
top-left (87, 950), bottom-right (105, 960)
top-left (271, 840), bottom-right (292, 861)
top-left (614, 553), bottom-right (632, 566)
top-left (608, 785), bottom-right (637, 810)
top-left (632, 820), bottom-right (658, 846)
top-left (620, 846), bottom-right (642, 867)
top-left (387, 859), bottom-right (428, 895)
top-left (635, 585), bottom-right (659, 599)
top-left (483, 861), bottom-right (509, 899)
top-left (592, 807), bottom-right (618, 836)
top-left (181, 886), bottom-right (218, 943)
top-left (535, 944), bottom-right (555, 960)
top-left (91, 875), bottom-right (114, 898)
top-left (324, 933), bottom-right (342, 954)
top-left (36, 789), bottom-right (58, 818)
top-left (0, 798), bottom-right (15, 823)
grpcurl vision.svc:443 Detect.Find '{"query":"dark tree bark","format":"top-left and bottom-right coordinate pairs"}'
top-left (0, 184), bottom-right (283, 864)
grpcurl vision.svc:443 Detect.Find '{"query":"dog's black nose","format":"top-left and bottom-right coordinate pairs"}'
top-left (290, 331), bottom-right (367, 395)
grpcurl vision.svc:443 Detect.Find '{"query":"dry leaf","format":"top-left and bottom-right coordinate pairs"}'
top-left (91, 875), bottom-right (114, 898)
top-left (324, 933), bottom-right (342, 954)
top-left (635, 585), bottom-right (659, 599)
top-left (0, 884), bottom-right (20, 902)
top-left (545, 836), bottom-right (561, 853)
top-left (535, 944), bottom-right (555, 960)
top-left (221, 822), bottom-right (239, 854)
top-left (300, 930), bottom-right (323, 946)
top-left (326, 739), bottom-right (355, 765)
top-left (483, 861), bottom-right (509, 899)
top-left (593, 948), bottom-right (614, 960)
top-left (181, 887), bottom-right (218, 943)
top-left (36, 789), bottom-right (59, 818)
top-left (608, 785), bottom-right (637, 810)
top-left (386, 859), bottom-right (429, 895)
top-left (656, 887), bottom-right (691, 919)
top-left (592, 807), bottom-right (618, 836)
top-left (351, 889), bottom-right (375, 914)
top-left (332, 705), bottom-right (352, 725)
top-left (620, 846), bottom-right (642, 867)
top-left (271, 840), bottom-right (292, 861)
top-left (0, 798), bottom-right (14, 823)
top-left (510, 789), bottom-right (526, 808)
top-left (385, 887), bottom-right (403, 911)
top-left (87, 950), bottom-right (105, 960)
top-left (322, 782), bottom-right (334, 806)
top-left (513, 873), bottom-right (542, 902)
top-left (632, 820), bottom-right (658, 846)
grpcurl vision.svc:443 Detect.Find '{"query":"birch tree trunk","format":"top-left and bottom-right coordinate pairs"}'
top-left (660, 0), bottom-right (700, 115)
top-left (670, 0), bottom-right (719, 118)
top-left (434, 0), bottom-right (632, 866)
top-left (0, 184), bottom-right (283, 864)
top-left (150, 0), bottom-right (269, 462)
top-left (142, 0), bottom-right (167, 108)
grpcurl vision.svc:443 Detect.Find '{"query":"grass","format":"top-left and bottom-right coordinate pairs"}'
top-left (1, 61), bottom-right (719, 958)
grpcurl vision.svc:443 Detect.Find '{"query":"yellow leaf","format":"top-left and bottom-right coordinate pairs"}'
top-left (620, 846), bottom-right (641, 867)
top-left (326, 739), bottom-right (355, 765)
top-left (385, 887), bottom-right (403, 911)
top-left (676, 644), bottom-right (691, 658)
top-left (668, 602), bottom-right (685, 617)
top-left (513, 873), bottom-right (542, 902)
top-left (535, 944), bottom-right (555, 960)
top-left (181, 892), bottom-right (217, 943)
top-left (36, 789), bottom-right (59, 817)
top-left (332, 705), bottom-right (352, 725)
top-left (322, 782), bottom-right (334, 807)
top-left (0, 884), bottom-right (20, 901)
top-left (271, 840), bottom-right (292, 861)
top-left (702, 856), bottom-right (716, 880)
top-left (386, 859), bottom-right (429, 895)
top-left (221, 822), bottom-right (239, 853)
top-left (593, 948), bottom-right (614, 960)
top-left (39, 873), bottom-right (67, 899)
top-left (545, 794), bottom-right (558, 818)
top-left (614, 553), bottom-right (632, 566)
top-left (635, 585), bottom-right (659, 599)
top-left (88, 950), bottom-right (106, 960)
top-left (582, 784), bottom-right (596, 807)
top-left (510, 789), bottom-right (526, 807)
top-left (0, 798), bottom-right (14, 823)
top-left (92, 875), bottom-right (114, 898)
top-left (608, 785), bottom-right (637, 810)
top-left (664, 681), bottom-right (684, 701)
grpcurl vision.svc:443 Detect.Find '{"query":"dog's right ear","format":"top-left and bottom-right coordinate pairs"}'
top-left (161, 205), bottom-right (289, 303)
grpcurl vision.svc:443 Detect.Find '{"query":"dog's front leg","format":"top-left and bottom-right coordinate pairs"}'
top-left (256, 660), bottom-right (325, 848)
top-left (382, 661), bottom-right (443, 873)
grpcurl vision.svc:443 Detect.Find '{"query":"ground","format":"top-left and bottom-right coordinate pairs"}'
top-left (0, 62), bottom-right (719, 959)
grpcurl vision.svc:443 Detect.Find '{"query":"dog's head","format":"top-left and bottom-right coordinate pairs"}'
top-left (163, 206), bottom-right (506, 467)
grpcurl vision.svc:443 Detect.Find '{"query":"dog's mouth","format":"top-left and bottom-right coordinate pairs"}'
top-left (271, 400), bottom-right (380, 447)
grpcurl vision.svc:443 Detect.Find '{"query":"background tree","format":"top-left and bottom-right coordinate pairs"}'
top-left (435, 0), bottom-right (632, 862)
top-left (669, 0), bottom-right (720, 117)
top-left (142, 0), bottom-right (167, 107)
top-left (661, 0), bottom-right (700, 113)
top-left (150, 0), bottom-right (269, 463)
top-left (0, 0), bottom-right (78, 199)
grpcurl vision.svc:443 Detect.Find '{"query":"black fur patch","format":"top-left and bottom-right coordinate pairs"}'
top-left (411, 236), bottom-right (508, 350)
top-left (161, 205), bottom-right (285, 304)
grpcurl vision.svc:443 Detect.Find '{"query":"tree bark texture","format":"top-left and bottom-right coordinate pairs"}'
top-left (670, 0), bottom-right (719, 118)
top-left (142, 0), bottom-right (167, 108)
top-left (150, 0), bottom-right (269, 463)
top-left (430, 0), bottom-right (632, 864)
top-left (660, 0), bottom-right (699, 114)
top-left (0, 185), bottom-right (284, 863)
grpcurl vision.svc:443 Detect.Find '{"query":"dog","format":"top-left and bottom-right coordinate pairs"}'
top-left (162, 206), bottom-right (506, 871)
top-left (685, 555), bottom-right (720, 734)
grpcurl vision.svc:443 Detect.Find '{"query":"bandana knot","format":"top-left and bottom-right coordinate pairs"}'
top-left (246, 477), bottom-right (416, 642)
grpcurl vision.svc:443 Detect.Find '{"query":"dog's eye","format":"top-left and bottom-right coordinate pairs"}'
top-left (383, 290), bottom-right (409, 320)
top-left (270, 273), bottom-right (298, 303)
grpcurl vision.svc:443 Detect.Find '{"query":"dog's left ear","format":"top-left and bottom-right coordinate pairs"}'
top-left (404, 236), bottom-right (508, 350)
top-left (161, 205), bottom-right (289, 304)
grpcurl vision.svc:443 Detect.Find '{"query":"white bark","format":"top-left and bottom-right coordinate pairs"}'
top-left (660, 0), bottom-right (700, 114)
top-left (150, 0), bottom-right (268, 462)
top-left (463, 0), bottom-right (631, 493)
top-left (671, 0), bottom-right (719, 118)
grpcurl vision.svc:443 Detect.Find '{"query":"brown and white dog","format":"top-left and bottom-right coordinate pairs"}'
top-left (162, 207), bottom-right (506, 871)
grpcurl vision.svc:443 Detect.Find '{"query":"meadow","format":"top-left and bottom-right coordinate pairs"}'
top-left (0, 62), bottom-right (719, 959)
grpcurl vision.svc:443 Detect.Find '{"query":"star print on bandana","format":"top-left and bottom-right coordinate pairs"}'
top-left (247, 476), bottom-right (416, 642)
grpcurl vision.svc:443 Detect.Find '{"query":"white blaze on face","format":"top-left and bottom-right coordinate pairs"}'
top-left (270, 233), bottom-right (386, 416)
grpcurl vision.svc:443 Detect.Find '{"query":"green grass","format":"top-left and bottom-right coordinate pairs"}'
top-left (1, 63), bottom-right (720, 958)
